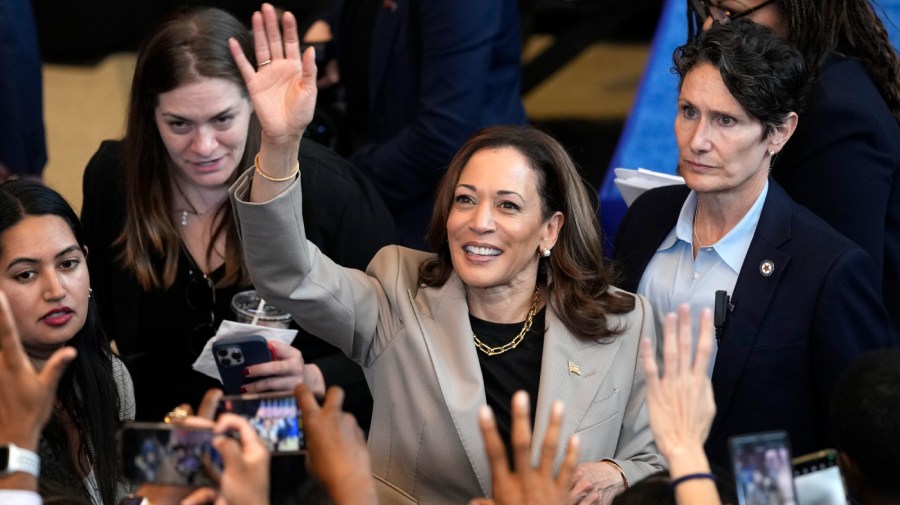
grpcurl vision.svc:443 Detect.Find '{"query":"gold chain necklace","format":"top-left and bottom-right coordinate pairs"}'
top-left (473, 286), bottom-right (541, 356)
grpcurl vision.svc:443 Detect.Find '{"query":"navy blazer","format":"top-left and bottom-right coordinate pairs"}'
top-left (773, 53), bottom-right (900, 334)
top-left (614, 181), bottom-right (892, 468)
top-left (339, 0), bottom-right (527, 247)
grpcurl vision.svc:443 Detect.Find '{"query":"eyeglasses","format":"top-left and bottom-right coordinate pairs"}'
top-left (186, 270), bottom-right (216, 356)
top-left (690, 0), bottom-right (776, 23)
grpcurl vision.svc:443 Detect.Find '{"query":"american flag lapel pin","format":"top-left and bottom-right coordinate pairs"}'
top-left (568, 360), bottom-right (582, 376)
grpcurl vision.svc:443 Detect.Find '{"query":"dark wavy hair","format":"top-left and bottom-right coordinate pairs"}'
top-left (120, 7), bottom-right (258, 290)
top-left (420, 125), bottom-right (634, 341)
top-left (674, 19), bottom-right (811, 138)
top-left (687, 0), bottom-right (900, 123)
top-left (0, 180), bottom-right (123, 505)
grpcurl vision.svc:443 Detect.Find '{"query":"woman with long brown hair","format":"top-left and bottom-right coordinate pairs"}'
top-left (81, 6), bottom-right (396, 422)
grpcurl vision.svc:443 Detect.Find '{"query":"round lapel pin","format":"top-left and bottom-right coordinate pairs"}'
top-left (759, 260), bottom-right (775, 277)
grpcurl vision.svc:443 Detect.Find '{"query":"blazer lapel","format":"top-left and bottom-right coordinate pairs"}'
top-left (414, 274), bottom-right (492, 496)
top-left (710, 181), bottom-right (793, 434)
top-left (532, 312), bottom-right (623, 467)
top-left (616, 185), bottom-right (689, 292)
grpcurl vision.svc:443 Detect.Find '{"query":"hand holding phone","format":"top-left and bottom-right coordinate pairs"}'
top-left (213, 413), bottom-right (272, 505)
top-left (212, 335), bottom-right (276, 394)
top-left (120, 422), bottom-right (223, 487)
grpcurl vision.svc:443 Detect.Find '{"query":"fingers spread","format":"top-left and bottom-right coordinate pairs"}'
top-left (661, 311), bottom-right (678, 379)
top-left (510, 391), bottom-right (533, 477)
top-left (282, 10), bottom-right (301, 61)
top-left (557, 435), bottom-right (579, 488)
top-left (295, 383), bottom-right (321, 417)
top-left (250, 11), bottom-right (269, 67)
top-left (478, 406), bottom-right (511, 482)
top-left (301, 46), bottom-right (319, 86)
top-left (322, 385), bottom-right (346, 412)
top-left (677, 304), bottom-right (693, 375)
top-left (694, 307), bottom-right (714, 376)
top-left (39, 346), bottom-right (77, 390)
top-left (0, 291), bottom-right (27, 371)
top-left (261, 3), bottom-right (285, 60)
top-left (538, 401), bottom-right (563, 475)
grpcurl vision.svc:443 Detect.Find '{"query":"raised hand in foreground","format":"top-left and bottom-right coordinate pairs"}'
top-left (470, 390), bottom-right (579, 505)
top-left (640, 304), bottom-right (721, 505)
top-left (0, 290), bottom-right (77, 491)
top-left (296, 384), bottom-right (377, 505)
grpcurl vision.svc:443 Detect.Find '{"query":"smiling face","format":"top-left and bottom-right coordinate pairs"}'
top-left (446, 147), bottom-right (562, 294)
top-left (675, 63), bottom-right (778, 199)
top-left (0, 215), bottom-right (90, 359)
top-left (154, 77), bottom-right (253, 188)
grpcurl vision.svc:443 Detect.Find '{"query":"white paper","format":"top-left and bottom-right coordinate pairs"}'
top-left (191, 320), bottom-right (298, 382)
top-left (613, 167), bottom-right (685, 206)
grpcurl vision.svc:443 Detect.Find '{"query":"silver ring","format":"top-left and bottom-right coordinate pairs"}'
top-left (258, 59), bottom-right (272, 68)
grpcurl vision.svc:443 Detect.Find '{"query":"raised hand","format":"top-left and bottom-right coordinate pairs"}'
top-left (640, 305), bottom-right (721, 505)
top-left (640, 305), bottom-right (715, 461)
top-left (471, 391), bottom-right (578, 505)
top-left (0, 290), bottom-right (76, 450)
top-left (228, 3), bottom-right (317, 144)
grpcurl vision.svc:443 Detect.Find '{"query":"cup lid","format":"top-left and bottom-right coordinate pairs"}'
top-left (231, 290), bottom-right (292, 321)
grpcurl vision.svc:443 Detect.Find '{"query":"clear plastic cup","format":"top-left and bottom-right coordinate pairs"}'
top-left (230, 290), bottom-right (292, 329)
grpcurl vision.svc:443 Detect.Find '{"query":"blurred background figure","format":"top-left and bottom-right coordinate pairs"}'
top-left (319, 0), bottom-right (528, 248)
top-left (0, 0), bottom-right (47, 181)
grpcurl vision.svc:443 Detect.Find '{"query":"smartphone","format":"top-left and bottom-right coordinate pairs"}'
top-left (211, 335), bottom-right (275, 394)
top-left (218, 392), bottom-right (305, 455)
top-left (729, 431), bottom-right (798, 505)
top-left (793, 449), bottom-right (847, 505)
top-left (120, 422), bottom-right (223, 487)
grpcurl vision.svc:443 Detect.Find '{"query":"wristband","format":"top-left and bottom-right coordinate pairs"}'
top-left (669, 472), bottom-right (717, 490)
top-left (0, 443), bottom-right (40, 478)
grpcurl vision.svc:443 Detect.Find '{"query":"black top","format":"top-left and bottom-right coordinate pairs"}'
top-left (81, 139), bottom-right (398, 423)
top-left (472, 307), bottom-right (545, 454)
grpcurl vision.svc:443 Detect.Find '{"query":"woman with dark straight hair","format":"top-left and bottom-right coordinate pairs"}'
top-left (0, 180), bottom-right (134, 505)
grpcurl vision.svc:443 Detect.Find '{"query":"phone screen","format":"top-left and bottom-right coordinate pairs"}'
top-left (729, 431), bottom-right (797, 505)
top-left (218, 392), bottom-right (305, 455)
top-left (120, 423), bottom-right (223, 486)
top-left (793, 450), bottom-right (847, 505)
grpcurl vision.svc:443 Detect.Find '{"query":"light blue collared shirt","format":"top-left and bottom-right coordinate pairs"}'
top-left (637, 182), bottom-right (769, 375)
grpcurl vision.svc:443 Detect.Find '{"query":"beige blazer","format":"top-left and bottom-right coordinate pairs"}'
top-left (231, 171), bottom-right (663, 505)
